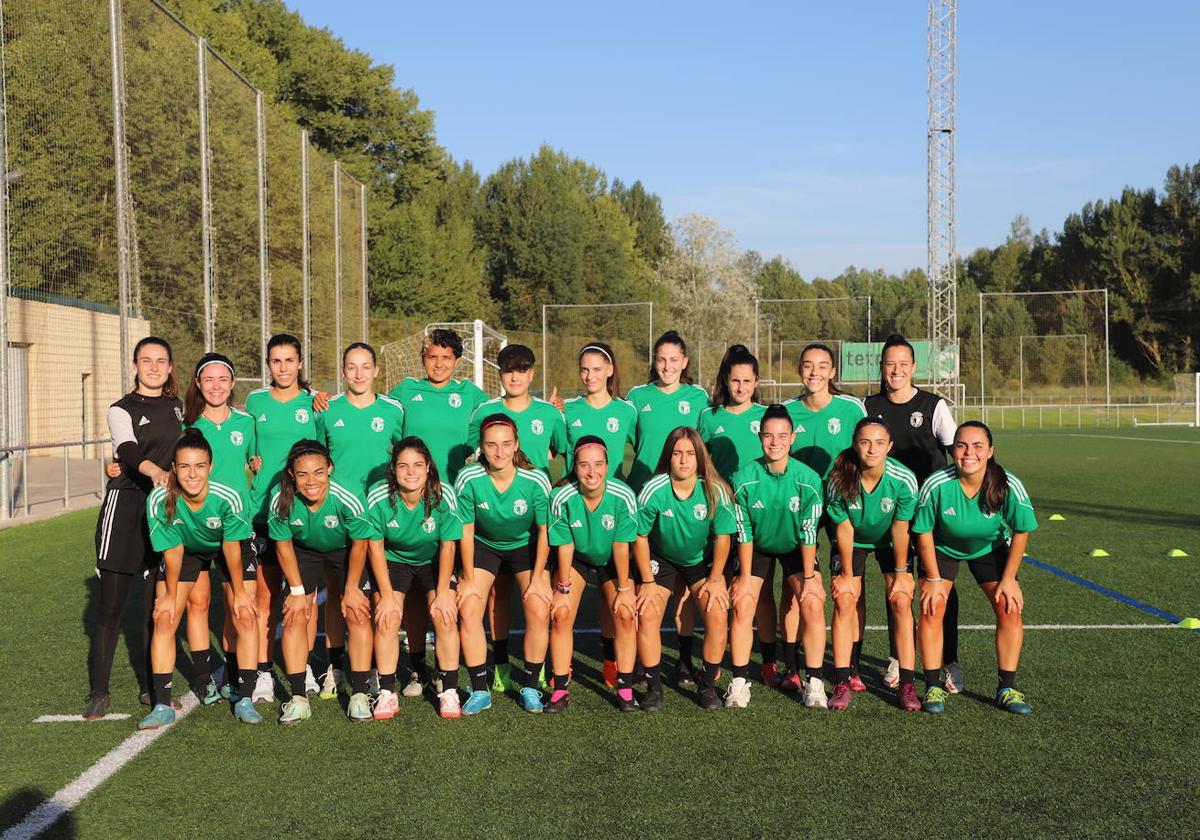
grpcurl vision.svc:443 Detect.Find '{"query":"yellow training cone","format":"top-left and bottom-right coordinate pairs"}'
top-left (1168, 549), bottom-right (1189, 558)
top-left (1089, 549), bottom-right (1110, 558)
top-left (1177, 617), bottom-right (1200, 629)
top-left (1048, 514), bottom-right (1066, 521)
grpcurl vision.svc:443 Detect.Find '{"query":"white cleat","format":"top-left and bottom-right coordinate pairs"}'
top-left (883, 657), bottom-right (901, 688)
top-left (802, 677), bottom-right (828, 709)
top-left (723, 677), bottom-right (752, 709)
top-left (401, 672), bottom-right (424, 698)
top-left (319, 667), bottom-right (344, 700)
top-left (251, 670), bottom-right (275, 704)
top-left (304, 664), bottom-right (320, 695)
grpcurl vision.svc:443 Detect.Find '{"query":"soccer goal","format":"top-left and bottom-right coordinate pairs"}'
top-left (541, 302), bottom-right (654, 398)
top-left (380, 320), bottom-right (507, 395)
top-left (1133, 372), bottom-right (1200, 428)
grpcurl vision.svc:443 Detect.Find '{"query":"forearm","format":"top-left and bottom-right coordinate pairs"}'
top-left (366, 541), bottom-right (393, 597)
top-left (891, 522), bottom-right (911, 571)
top-left (275, 541), bottom-right (304, 590)
top-left (633, 537), bottom-right (653, 582)
top-left (436, 541), bottom-right (455, 592)
top-left (345, 540), bottom-right (369, 590)
top-left (531, 526), bottom-right (550, 576)
top-left (221, 541), bottom-right (245, 589)
top-left (1003, 532), bottom-right (1029, 581)
top-left (612, 543), bottom-right (633, 589)
top-left (916, 533), bottom-right (940, 578)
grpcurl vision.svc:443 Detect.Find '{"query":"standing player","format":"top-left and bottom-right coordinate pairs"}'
top-left (728, 406), bottom-right (825, 708)
top-left (634, 427), bottom-right (737, 712)
top-left (468, 344), bottom-right (566, 476)
top-left (864, 334), bottom-right (960, 691)
top-left (912, 421), bottom-right (1037, 715)
top-left (546, 437), bottom-right (640, 712)
top-left (84, 337), bottom-right (183, 719)
top-left (138, 431), bottom-right (259, 728)
top-left (698, 344), bottom-right (767, 483)
top-left (824, 418), bottom-right (921, 712)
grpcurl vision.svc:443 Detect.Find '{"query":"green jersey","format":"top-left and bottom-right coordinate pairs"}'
top-left (825, 458), bottom-right (918, 549)
top-left (454, 464), bottom-right (550, 551)
top-left (784, 394), bottom-right (867, 479)
top-left (635, 474), bottom-right (739, 567)
top-left (146, 481), bottom-right (253, 554)
top-left (548, 478), bottom-right (638, 567)
top-left (315, 393), bottom-right (406, 496)
top-left (364, 481), bottom-right (464, 566)
top-left (698, 403), bottom-right (767, 483)
top-left (247, 388), bottom-right (317, 521)
top-left (731, 457), bottom-right (824, 554)
top-left (267, 480), bottom-right (373, 553)
top-left (390, 377), bottom-right (489, 484)
top-left (626, 382), bottom-right (710, 491)
top-left (563, 396), bottom-right (638, 479)
top-left (911, 466), bottom-right (1038, 560)
top-left (187, 409), bottom-right (256, 498)
top-left (467, 396), bottom-right (567, 475)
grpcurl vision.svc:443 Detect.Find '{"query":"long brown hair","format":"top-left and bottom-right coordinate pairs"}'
top-left (653, 426), bottom-right (732, 518)
top-left (647, 330), bottom-right (694, 386)
top-left (579, 342), bottom-right (622, 398)
top-left (877, 333), bottom-right (915, 394)
top-left (274, 439), bottom-right (332, 520)
top-left (184, 353), bottom-right (236, 426)
top-left (477, 413), bottom-right (534, 471)
top-left (165, 429), bottom-right (211, 519)
top-left (956, 420), bottom-right (1008, 515)
top-left (798, 342), bottom-right (844, 397)
top-left (712, 344), bottom-right (761, 407)
top-left (387, 436), bottom-right (444, 517)
top-left (132, 336), bottom-right (179, 399)
top-left (827, 417), bottom-right (892, 505)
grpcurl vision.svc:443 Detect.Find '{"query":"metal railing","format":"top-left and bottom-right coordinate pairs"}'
top-left (1, 439), bottom-right (110, 517)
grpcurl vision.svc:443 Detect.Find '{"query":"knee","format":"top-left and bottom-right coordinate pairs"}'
top-left (189, 593), bottom-right (211, 613)
top-left (706, 609), bottom-right (728, 633)
top-left (433, 610), bottom-right (456, 633)
top-left (734, 597), bottom-right (756, 624)
top-left (153, 613), bottom-right (175, 634)
top-left (525, 599), bottom-right (550, 626)
top-left (459, 598), bottom-right (482, 626)
top-left (615, 611), bottom-right (636, 634)
top-left (833, 591), bottom-right (857, 614)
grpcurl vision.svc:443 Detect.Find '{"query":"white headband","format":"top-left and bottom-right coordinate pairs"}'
top-left (579, 345), bottom-right (612, 363)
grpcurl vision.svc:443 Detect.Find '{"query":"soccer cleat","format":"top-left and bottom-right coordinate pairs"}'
top-left (616, 693), bottom-right (639, 713)
top-left (883, 657), bottom-right (901, 688)
top-left (674, 661), bottom-right (696, 689)
top-left (139, 691), bottom-right (182, 710)
top-left (251, 671), bottom-right (275, 704)
top-left (219, 683), bottom-right (238, 703)
top-left (319, 667), bottom-right (343, 700)
top-left (803, 677), bottom-right (829, 709)
top-left (367, 669), bottom-right (381, 695)
top-left (402, 672), bottom-right (424, 698)
top-left (922, 686), bottom-right (949, 714)
top-left (996, 687), bottom-right (1033, 714)
top-left (545, 690), bottom-right (571, 714)
top-left (602, 659), bottom-right (618, 687)
top-left (233, 697), bottom-right (263, 724)
top-left (372, 689), bottom-right (399, 720)
top-left (437, 689), bottom-right (462, 719)
top-left (82, 693), bottom-right (110, 720)
top-left (848, 674), bottom-right (867, 693)
top-left (520, 687), bottom-right (544, 713)
top-left (640, 686), bottom-right (664, 713)
top-left (898, 683), bottom-right (922, 712)
top-left (347, 692), bottom-right (373, 721)
top-left (943, 661), bottom-right (964, 694)
top-left (724, 677), bottom-right (752, 709)
top-left (462, 690), bottom-right (493, 715)
top-left (491, 664), bottom-right (514, 694)
top-left (279, 695), bottom-right (311, 725)
top-left (761, 662), bottom-right (782, 687)
top-left (828, 681), bottom-right (853, 711)
top-left (780, 671), bottom-right (803, 692)
top-left (199, 679), bottom-right (221, 706)
top-left (304, 665), bottom-right (320, 695)
top-left (137, 703), bottom-right (175, 730)
top-left (698, 685), bottom-right (722, 711)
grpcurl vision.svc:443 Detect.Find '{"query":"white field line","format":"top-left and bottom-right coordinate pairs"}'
top-left (33, 714), bottom-right (131, 723)
top-left (1067, 433), bottom-right (1200, 445)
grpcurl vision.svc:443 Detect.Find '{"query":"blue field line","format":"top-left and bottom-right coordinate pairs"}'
top-left (1024, 555), bottom-right (1190, 627)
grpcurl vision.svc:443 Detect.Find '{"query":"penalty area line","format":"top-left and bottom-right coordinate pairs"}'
top-left (33, 714), bottom-right (131, 723)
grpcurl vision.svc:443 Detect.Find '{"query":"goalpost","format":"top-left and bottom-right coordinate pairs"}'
top-left (380, 320), bottom-right (507, 395)
top-left (1135, 372), bottom-right (1200, 428)
top-left (1018, 334), bottom-right (1088, 402)
top-left (541, 302), bottom-right (654, 397)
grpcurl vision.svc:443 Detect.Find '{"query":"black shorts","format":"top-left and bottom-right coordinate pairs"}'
top-left (752, 549), bottom-right (818, 580)
top-left (920, 542), bottom-right (1013, 585)
top-left (95, 487), bottom-right (157, 575)
top-left (642, 553), bottom-right (709, 590)
top-left (830, 543), bottom-right (902, 578)
top-left (471, 539), bottom-right (536, 577)
top-left (252, 522), bottom-right (277, 566)
top-left (578, 561), bottom-right (620, 585)
top-left (293, 546), bottom-right (370, 595)
top-left (158, 540), bottom-right (257, 584)
top-left (383, 562), bottom-right (457, 594)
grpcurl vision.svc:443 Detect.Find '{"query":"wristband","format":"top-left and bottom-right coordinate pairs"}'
top-left (924, 577), bottom-right (943, 583)
top-left (288, 584), bottom-right (306, 597)
top-left (554, 581), bottom-right (573, 594)
top-left (617, 584), bottom-right (632, 592)
top-left (893, 566), bottom-right (910, 574)
top-left (803, 573), bottom-right (817, 580)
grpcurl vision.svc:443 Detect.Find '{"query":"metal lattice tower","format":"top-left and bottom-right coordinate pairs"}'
top-left (927, 0), bottom-right (958, 400)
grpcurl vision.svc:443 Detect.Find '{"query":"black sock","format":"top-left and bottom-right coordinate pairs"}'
top-left (524, 661), bottom-right (543, 689)
top-left (677, 635), bottom-right (694, 667)
top-left (834, 666), bottom-right (851, 684)
top-left (257, 661), bottom-right (271, 675)
top-left (222, 649), bottom-right (237, 686)
top-left (899, 668), bottom-right (915, 687)
top-left (732, 663), bottom-right (750, 680)
top-left (943, 587), bottom-right (960, 663)
top-left (998, 669), bottom-right (1016, 691)
top-left (287, 672), bottom-right (306, 697)
top-left (493, 638), bottom-right (509, 667)
top-left (645, 664), bottom-right (662, 690)
top-left (152, 672), bottom-right (173, 706)
top-left (408, 646), bottom-right (426, 676)
top-left (760, 641), bottom-right (777, 666)
top-left (616, 671), bottom-right (634, 690)
top-left (379, 672), bottom-right (397, 692)
top-left (804, 664), bottom-right (822, 682)
top-left (328, 646), bottom-right (346, 672)
top-left (553, 673), bottom-right (569, 691)
top-left (468, 663), bottom-right (489, 692)
top-left (783, 641), bottom-right (799, 673)
top-left (349, 670), bottom-right (370, 694)
top-left (701, 661), bottom-right (720, 688)
top-left (192, 648), bottom-right (210, 688)
top-left (602, 636), bottom-right (616, 661)
top-left (440, 668), bottom-right (460, 692)
top-left (925, 668), bottom-right (945, 690)
top-left (850, 641), bottom-right (863, 675)
top-left (238, 669), bottom-right (257, 698)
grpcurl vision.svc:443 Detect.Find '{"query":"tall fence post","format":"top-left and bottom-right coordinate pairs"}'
top-left (0, 0), bottom-right (11, 518)
top-left (197, 38), bottom-right (214, 352)
top-left (360, 182), bottom-right (368, 342)
top-left (255, 90), bottom-right (269, 384)
top-left (300, 130), bottom-right (311, 380)
top-left (108, 0), bottom-right (131, 397)
top-left (332, 160), bottom-right (341, 367)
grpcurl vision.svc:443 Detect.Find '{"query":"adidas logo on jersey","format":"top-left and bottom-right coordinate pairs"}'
top-left (386, 520), bottom-right (400, 528)
top-left (715, 426), bottom-right (725, 434)
top-left (257, 414), bottom-right (267, 422)
top-left (334, 419), bottom-right (346, 427)
top-left (411, 394), bottom-right (424, 402)
top-left (796, 424), bottom-right (805, 433)
top-left (571, 519), bottom-right (583, 528)
top-left (138, 416), bottom-right (150, 426)
top-left (572, 419), bottom-right (583, 427)
top-left (641, 404), bottom-right (652, 412)
top-left (478, 502), bottom-right (490, 510)
top-left (290, 518), bottom-right (304, 526)
top-left (752, 500), bottom-right (764, 509)
top-left (662, 509), bottom-right (674, 517)
top-left (943, 506), bottom-right (956, 516)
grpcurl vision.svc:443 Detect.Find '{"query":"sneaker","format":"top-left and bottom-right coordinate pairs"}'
top-left (137, 703), bottom-right (175, 730)
top-left (233, 696), bottom-right (263, 724)
top-left (401, 672), bottom-right (424, 698)
top-left (602, 659), bottom-right (618, 687)
top-left (491, 664), bottom-right (513, 694)
top-left (199, 679), bottom-right (221, 706)
top-left (437, 688), bottom-right (462, 719)
top-left (828, 681), bottom-right (853, 711)
top-left (520, 687), bottom-right (544, 713)
top-left (803, 677), bottom-right (828, 709)
top-left (674, 661), bottom-right (696, 689)
top-left (219, 684), bottom-right (238, 703)
top-left (640, 686), bottom-right (664, 713)
top-left (545, 690), bottom-right (571, 714)
top-left (898, 683), bottom-right (921, 712)
top-left (347, 692), bottom-right (373, 721)
top-left (848, 674), bottom-right (867, 693)
top-left (780, 671), bottom-right (803, 692)
top-left (139, 691), bottom-right (182, 710)
top-left (698, 685), bottom-right (722, 711)
top-left (279, 695), bottom-right (311, 725)
top-left (922, 686), bottom-right (949, 714)
top-left (82, 693), bottom-right (110, 720)
top-left (883, 656), bottom-right (901, 688)
top-left (996, 687), bottom-right (1033, 714)
top-left (251, 671), bottom-right (274, 703)
top-left (304, 665), bottom-right (320, 695)
top-left (537, 665), bottom-right (550, 693)
top-left (367, 669), bottom-right (380, 695)
top-left (944, 661), bottom-right (964, 694)
top-left (462, 690), bottom-right (493, 715)
top-left (761, 662), bottom-right (782, 687)
top-left (616, 692), bottom-right (639, 713)
top-left (319, 667), bottom-right (343, 700)
top-left (724, 677), bottom-right (751, 709)
top-left (372, 689), bottom-right (399, 720)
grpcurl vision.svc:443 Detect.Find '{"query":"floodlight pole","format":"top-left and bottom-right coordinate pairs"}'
top-left (541, 304), bottom-right (547, 397)
top-left (927, 0), bottom-right (958, 403)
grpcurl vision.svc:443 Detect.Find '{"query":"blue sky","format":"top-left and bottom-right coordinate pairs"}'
top-left (287, 1), bottom-right (1199, 279)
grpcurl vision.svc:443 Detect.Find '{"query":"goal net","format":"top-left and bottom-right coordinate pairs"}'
top-left (380, 320), bottom-right (507, 396)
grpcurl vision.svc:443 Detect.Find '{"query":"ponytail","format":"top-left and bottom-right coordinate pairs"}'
top-left (956, 420), bottom-right (1008, 515)
top-left (579, 342), bottom-right (622, 398)
top-left (827, 417), bottom-right (893, 505)
top-left (275, 439), bottom-right (332, 520)
top-left (165, 429), bottom-right (211, 519)
top-left (649, 330), bottom-right (694, 386)
top-left (132, 336), bottom-right (179, 399)
top-left (711, 344), bottom-right (761, 407)
top-left (798, 343), bottom-right (844, 397)
top-left (878, 334), bottom-right (916, 393)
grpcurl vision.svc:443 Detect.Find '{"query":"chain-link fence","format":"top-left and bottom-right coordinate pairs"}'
top-left (0, 0), bottom-right (368, 518)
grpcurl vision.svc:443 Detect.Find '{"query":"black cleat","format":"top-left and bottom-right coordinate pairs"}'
top-left (641, 686), bottom-right (664, 712)
top-left (544, 693), bottom-right (570, 714)
top-left (698, 685), bottom-right (722, 711)
top-left (82, 693), bottom-right (110, 720)
top-left (674, 661), bottom-right (696, 689)
top-left (617, 694), bottom-right (639, 713)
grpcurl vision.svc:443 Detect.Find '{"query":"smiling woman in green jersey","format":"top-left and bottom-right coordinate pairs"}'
top-left (912, 421), bottom-right (1038, 716)
top-left (698, 345), bottom-right (767, 483)
top-left (634, 426), bottom-right (738, 712)
top-left (729, 405), bottom-right (825, 709)
top-left (824, 418), bottom-right (920, 713)
top-left (138, 431), bottom-right (259, 730)
top-left (546, 436), bottom-right (640, 713)
top-left (267, 440), bottom-right (374, 725)
top-left (454, 415), bottom-right (552, 714)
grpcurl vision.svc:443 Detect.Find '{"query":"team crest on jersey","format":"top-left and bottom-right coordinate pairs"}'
top-left (827, 417), bottom-right (841, 435)
top-left (371, 416), bottom-right (385, 433)
top-left (750, 421), bottom-right (761, 434)
top-left (983, 511), bottom-right (996, 519)
top-left (601, 514), bottom-right (615, 530)
top-left (205, 516), bottom-right (222, 529)
top-left (678, 401), bottom-right (691, 416)
top-left (422, 517), bottom-right (436, 533)
top-left (531, 419), bottom-right (544, 436)
top-left (230, 430), bottom-right (244, 446)
top-left (295, 408), bottom-right (309, 424)
top-left (174, 406), bottom-right (184, 421)
top-left (788, 495), bottom-right (800, 513)
top-left (606, 417), bottom-right (620, 433)
top-left (692, 503), bottom-right (707, 520)
top-left (513, 499), bottom-right (528, 515)
top-left (448, 393), bottom-right (462, 408)
top-left (910, 411), bottom-right (924, 428)
top-left (881, 497), bottom-right (895, 513)
top-left (323, 515), bottom-right (339, 529)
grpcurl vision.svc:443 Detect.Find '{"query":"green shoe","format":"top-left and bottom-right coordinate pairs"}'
top-left (279, 695), bottom-right (312, 725)
top-left (537, 664), bottom-right (550, 693)
top-left (137, 703), bottom-right (176, 730)
top-left (996, 687), bottom-right (1033, 714)
top-left (347, 691), bottom-right (373, 721)
top-left (491, 664), bottom-right (513, 694)
top-left (923, 686), bottom-right (949, 714)
top-left (200, 679), bottom-right (221, 706)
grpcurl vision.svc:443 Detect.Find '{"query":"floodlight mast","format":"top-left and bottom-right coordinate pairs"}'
top-left (928, 0), bottom-right (958, 402)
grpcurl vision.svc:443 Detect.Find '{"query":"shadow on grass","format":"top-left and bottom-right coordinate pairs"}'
top-left (0, 787), bottom-right (78, 838)
top-left (1034, 497), bottom-right (1200, 530)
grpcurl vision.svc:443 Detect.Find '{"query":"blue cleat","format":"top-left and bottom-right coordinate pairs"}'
top-left (138, 703), bottom-right (176, 730)
top-left (462, 690), bottom-right (493, 715)
top-left (996, 687), bottom-right (1033, 714)
top-left (233, 696), bottom-right (263, 724)
top-left (922, 686), bottom-right (949, 714)
top-left (520, 687), bottom-right (544, 713)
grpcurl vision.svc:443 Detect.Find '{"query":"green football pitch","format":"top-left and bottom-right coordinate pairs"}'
top-left (2, 428), bottom-right (1198, 838)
